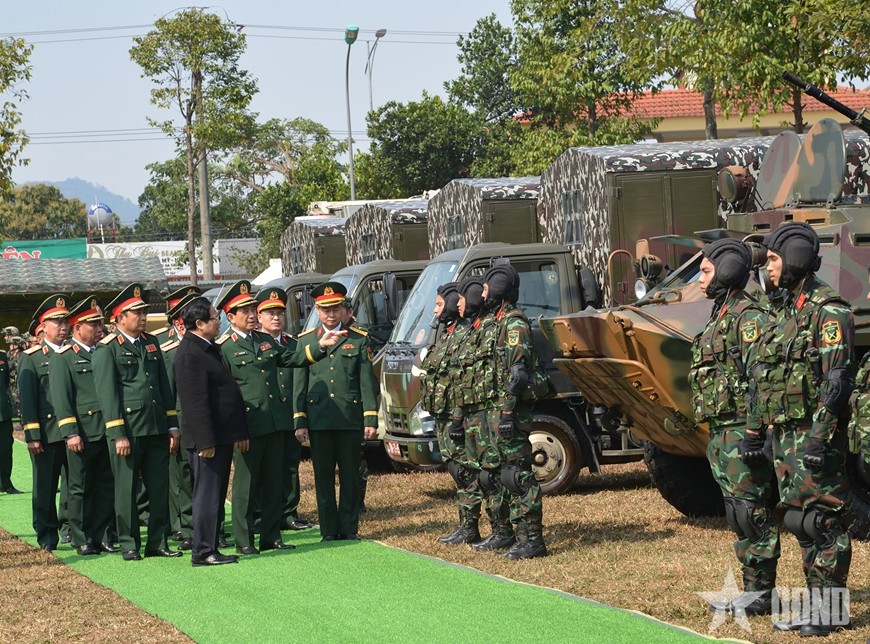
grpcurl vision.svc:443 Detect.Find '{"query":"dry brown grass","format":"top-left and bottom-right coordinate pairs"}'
top-left (3, 452), bottom-right (869, 643)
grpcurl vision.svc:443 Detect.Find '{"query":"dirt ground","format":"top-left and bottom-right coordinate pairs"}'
top-left (2, 455), bottom-right (868, 643)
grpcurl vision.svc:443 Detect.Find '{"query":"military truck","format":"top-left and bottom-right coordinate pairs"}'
top-left (258, 272), bottom-right (327, 336)
top-left (280, 215), bottom-right (348, 277)
top-left (538, 76), bottom-right (870, 533)
top-left (345, 199), bottom-right (430, 265)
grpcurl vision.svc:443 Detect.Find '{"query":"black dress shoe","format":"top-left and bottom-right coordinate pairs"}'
top-left (260, 540), bottom-right (295, 551)
top-left (339, 533), bottom-right (361, 541)
top-left (235, 545), bottom-right (259, 555)
top-left (170, 531), bottom-right (183, 542)
top-left (283, 518), bottom-right (312, 531)
top-left (61, 534), bottom-right (72, 544)
top-left (122, 550), bottom-right (142, 561)
top-left (321, 535), bottom-right (338, 542)
top-left (218, 535), bottom-right (232, 548)
top-left (40, 543), bottom-right (57, 551)
top-left (98, 542), bottom-right (121, 553)
top-left (191, 552), bottom-right (239, 566)
top-left (76, 544), bottom-right (100, 556)
top-left (178, 537), bottom-right (193, 551)
top-left (144, 547), bottom-right (183, 558)
top-left (3, 485), bottom-right (22, 494)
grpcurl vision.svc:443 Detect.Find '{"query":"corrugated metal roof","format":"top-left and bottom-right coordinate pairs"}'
top-left (0, 257), bottom-right (168, 295)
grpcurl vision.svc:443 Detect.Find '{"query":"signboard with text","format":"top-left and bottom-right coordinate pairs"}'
top-left (1, 238), bottom-right (87, 259)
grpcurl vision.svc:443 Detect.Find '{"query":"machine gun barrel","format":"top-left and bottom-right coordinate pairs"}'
top-left (783, 71), bottom-right (870, 136)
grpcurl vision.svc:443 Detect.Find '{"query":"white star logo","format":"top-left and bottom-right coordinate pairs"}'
top-left (696, 568), bottom-right (765, 633)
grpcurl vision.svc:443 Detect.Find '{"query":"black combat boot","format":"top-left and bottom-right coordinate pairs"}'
top-left (732, 570), bottom-right (774, 617)
top-left (504, 523), bottom-right (548, 560)
top-left (445, 511), bottom-right (481, 546)
top-left (437, 510), bottom-right (465, 544)
top-left (472, 521), bottom-right (515, 552)
top-left (799, 586), bottom-right (851, 638)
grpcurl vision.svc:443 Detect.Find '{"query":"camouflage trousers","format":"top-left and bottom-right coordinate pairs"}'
top-left (774, 422), bottom-right (851, 588)
top-left (485, 405), bottom-right (543, 527)
top-left (707, 421), bottom-right (780, 584)
top-left (436, 417), bottom-right (483, 518)
top-left (464, 409), bottom-right (506, 526)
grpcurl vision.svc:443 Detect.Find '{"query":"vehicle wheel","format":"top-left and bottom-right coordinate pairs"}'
top-left (529, 414), bottom-right (583, 495)
top-left (846, 453), bottom-right (870, 540)
top-left (643, 442), bottom-right (724, 517)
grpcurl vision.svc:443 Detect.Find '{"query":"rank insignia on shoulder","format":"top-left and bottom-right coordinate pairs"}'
top-left (822, 320), bottom-right (842, 345)
top-left (24, 345), bottom-right (42, 355)
top-left (99, 333), bottom-right (118, 345)
top-left (160, 340), bottom-right (179, 352)
top-left (57, 344), bottom-right (73, 354)
top-left (215, 335), bottom-right (230, 345)
top-left (298, 328), bottom-right (316, 337)
top-left (741, 320), bottom-right (758, 343)
top-left (507, 329), bottom-right (520, 347)
top-left (350, 326), bottom-right (368, 337)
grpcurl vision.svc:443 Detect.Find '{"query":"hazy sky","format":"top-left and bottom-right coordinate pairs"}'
top-left (5, 1), bottom-right (513, 203)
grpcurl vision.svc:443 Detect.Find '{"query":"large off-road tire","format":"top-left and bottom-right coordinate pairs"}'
top-left (845, 453), bottom-right (870, 540)
top-left (530, 414), bottom-right (583, 495)
top-left (644, 443), bottom-right (725, 517)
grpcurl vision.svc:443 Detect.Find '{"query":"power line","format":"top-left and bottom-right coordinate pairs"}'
top-left (1, 23), bottom-right (466, 38)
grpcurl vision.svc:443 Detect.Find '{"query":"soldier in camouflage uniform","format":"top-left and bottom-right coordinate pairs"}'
top-left (689, 239), bottom-right (779, 614)
top-left (420, 282), bottom-right (482, 545)
top-left (848, 270), bottom-right (870, 460)
top-left (480, 264), bottom-right (547, 559)
top-left (451, 277), bottom-right (514, 552)
top-left (748, 223), bottom-right (854, 636)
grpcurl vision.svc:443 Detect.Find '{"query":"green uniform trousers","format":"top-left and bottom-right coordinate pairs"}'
top-left (232, 431), bottom-right (283, 549)
top-left (108, 434), bottom-right (171, 553)
top-left (487, 407), bottom-right (542, 527)
top-left (281, 431), bottom-right (302, 523)
top-left (30, 441), bottom-right (66, 549)
top-left (0, 419), bottom-right (13, 489)
top-left (436, 416), bottom-right (483, 518)
top-left (465, 409), bottom-right (506, 526)
top-left (309, 429), bottom-right (362, 538)
top-left (66, 435), bottom-right (114, 548)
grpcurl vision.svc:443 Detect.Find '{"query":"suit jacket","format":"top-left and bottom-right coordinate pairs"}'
top-left (293, 326), bottom-right (379, 432)
top-left (18, 342), bottom-right (62, 443)
top-left (218, 328), bottom-right (320, 438)
top-left (0, 350), bottom-right (12, 422)
top-left (48, 342), bottom-right (104, 441)
top-left (174, 332), bottom-right (249, 451)
top-left (92, 332), bottom-right (176, 440)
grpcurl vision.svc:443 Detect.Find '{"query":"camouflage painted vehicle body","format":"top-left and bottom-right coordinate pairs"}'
top-left (345, 199), bottom-right (430, 265)
top-left (539, 137), bottom-right (773, 304)
top-left (280, 215), bottom-right (348, 276)
top-left (427, 177), bottom-right (542, 256)
top-left (539, 119), bottom-right (870, 524)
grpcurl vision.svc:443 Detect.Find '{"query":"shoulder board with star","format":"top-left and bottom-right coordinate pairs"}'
top-left (349, 326), bottom-right (368, 337)
top-left (161, 339), bottom-right (180, 352)
top-left (298, 328), bottom-right (317, 337)
top-left (23, 345), bottom-right (42, 355)
top-left (215, 335), bottom-right (230, 345)
top-left (56, 344), bottom-right (73, 354)
top-left (152, 325), bottom-right (171, 336)
top-left (99, 333), bottom-right (118, 345)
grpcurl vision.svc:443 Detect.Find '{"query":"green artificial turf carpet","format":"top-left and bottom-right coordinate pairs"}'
top-left (0, 440), bottom-right (736, 643)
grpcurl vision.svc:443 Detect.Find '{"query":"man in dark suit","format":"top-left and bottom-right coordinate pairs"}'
top-left (174, 296), bottom-right (250, 566)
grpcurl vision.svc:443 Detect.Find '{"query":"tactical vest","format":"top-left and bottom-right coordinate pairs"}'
top-left (688, 296), bottom-right (761, 423)
top-left (493, 308), bottom-right (550, 402)
top-left (848, 353), bottom-right (870, 454)
top-left (458, 314), bottom-right (499, 409)
top-left (753, 283), bottom-right (849, 425)
top-left (420, 322), bottom-right (466, 416)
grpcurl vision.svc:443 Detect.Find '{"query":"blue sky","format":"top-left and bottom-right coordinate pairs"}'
top-left (5, 1), bottom-right (513, 203)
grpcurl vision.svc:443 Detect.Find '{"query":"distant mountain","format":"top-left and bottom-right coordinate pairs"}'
top-left (47, 178), bottom-right (141, 226)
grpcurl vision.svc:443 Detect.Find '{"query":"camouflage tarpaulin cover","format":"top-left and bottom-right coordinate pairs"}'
top-left (0, 257), bottom-right (167, 294)
top-left (280, 215), bottom-right (347, 275)
top-left (428, 177), bottom-right (541, 256)
top-left (843, 131), bottom-right (870, 198)
top-left (345, 199), bottom-right (429, 265)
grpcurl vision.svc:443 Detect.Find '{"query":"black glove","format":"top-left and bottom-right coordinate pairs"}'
top-left (498, 413), bottom-right (515, 439)
top-left (447, 417), bottom-right (465, 443)
top-left (803, 438), bottom-right (827, 470)
top-left (740, 430), bottom-right (767, 465)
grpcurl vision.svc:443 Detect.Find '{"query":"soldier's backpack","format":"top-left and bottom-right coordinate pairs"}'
top-left (497, 308), bottom-right (551, 402)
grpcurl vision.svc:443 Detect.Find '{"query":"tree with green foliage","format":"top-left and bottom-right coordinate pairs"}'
top-left (0, 184), bottom-right (86, 239)
top-left (0, 37), bottom-right (33, 198)
top-left (362, 93), bottom-right (484, 197)
top-left (130, 8), bottom-right (257, 282)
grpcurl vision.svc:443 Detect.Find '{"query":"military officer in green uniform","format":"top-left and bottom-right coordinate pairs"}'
top-left (256, 287), bottom-right (312, 531)
top-left (689, 239), bottom-right (779, 614)
top-left (217, 280), bottom-right (338, 555)
top-left (0, 343), bottom-right (19, 494)
top-left (160, 288), bottom-right (201, 550)
top-left (92, 283), bottom-right (182, 561)
top-left (18, 294), bottom-right (70, 550)
top-left (293, 282), bottom-right (379, 541)
top-left (48, 296), bottom-right (118, 555)
top-left (748, 223), bottom-right (854, 636)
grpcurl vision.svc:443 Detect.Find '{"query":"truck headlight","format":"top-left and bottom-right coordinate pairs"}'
top-left (408, 401), bottom-right (436, 436)
top-left (634, 279), bottom-right (648, 299)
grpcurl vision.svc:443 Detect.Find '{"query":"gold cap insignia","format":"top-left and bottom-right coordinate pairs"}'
top-left (133, 286), bottom-right (141, 298)
top-left (90, 299), bottom-right (98, 310)
top-left (240, 283), bottom-right (249, 294)
top-left (270, 291), bottom-right (279, 300)
top-left (56, 297), bottom-right (65, 308)
top-left (324, 286), bottom-right (334, 296)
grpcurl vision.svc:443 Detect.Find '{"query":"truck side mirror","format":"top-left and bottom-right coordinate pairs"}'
top-left (383, 272), bottom-right (399, 322)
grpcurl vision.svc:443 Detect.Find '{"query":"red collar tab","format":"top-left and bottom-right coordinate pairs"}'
top-left (796, 292), bottom-right (807, 310)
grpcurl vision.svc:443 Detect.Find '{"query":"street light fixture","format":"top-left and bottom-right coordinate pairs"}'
top-left (365, 28), bottom-right (387, 112)
top-left (345, 25), bottom-right (360, 200)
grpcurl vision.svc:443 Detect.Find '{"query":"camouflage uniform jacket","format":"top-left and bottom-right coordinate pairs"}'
top-left (456, 312), bottom-right (499, 413)
top-left (749, 275), bottom-right (854, 441)
top-left (419, 320), bottom-right (468, 417)
top-left (492, 304), bottom-right (539, 413)
top-left (848, 352), bottom-right (870, 454)
top-left (689, 291), bottom-right (765, 426)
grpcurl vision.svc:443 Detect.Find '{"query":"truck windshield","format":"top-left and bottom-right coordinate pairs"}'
top-left (389, 260), bottom-right (459, 346)
top-left (302, 273), bottom-right (358, 331)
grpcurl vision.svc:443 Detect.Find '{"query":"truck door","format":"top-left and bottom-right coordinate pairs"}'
top-left (483, 199), bottom-right (541, 245)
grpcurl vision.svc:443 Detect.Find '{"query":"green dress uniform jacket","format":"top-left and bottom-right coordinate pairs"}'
top-left (0, 350), bottom-right (12, 422)
top-left (49, 343), bottom-right (104, 441)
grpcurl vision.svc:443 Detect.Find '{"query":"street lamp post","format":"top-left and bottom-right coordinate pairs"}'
top-left (365, 28), bottom-right (387, 112)
top-left (344, 25), bottom-right (359, 201)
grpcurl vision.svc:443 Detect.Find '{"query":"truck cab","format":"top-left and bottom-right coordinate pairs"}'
top-left (380, 242), bottom-right (646, 494)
